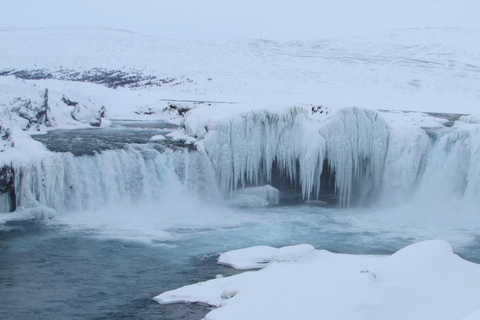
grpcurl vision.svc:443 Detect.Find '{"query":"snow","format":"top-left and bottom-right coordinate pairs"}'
top-left (218, 244), bottom-right (315, 269)
top-left (155, 240), bottom-right (480, 320)
top-left (165, 130), bottom-right (196, 144)
top-left (2, 1), bottom-right (480, 41)
top-left (0, 23), bottom-right (477, 206)
top-left (0, 25), bottom-right (479, 114)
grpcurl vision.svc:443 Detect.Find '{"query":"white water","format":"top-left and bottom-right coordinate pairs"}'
top-left (2, 115), bottom-right (480, 320)
top-left (10, 144), bottom-right (219, 215)
top-left (3, 107), bottom-right (480, 216)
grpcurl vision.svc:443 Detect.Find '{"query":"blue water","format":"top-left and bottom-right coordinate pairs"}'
top-left (0, 220), bottom-right (227, 320)
top-left (1, 205), bottom-right (480, 319)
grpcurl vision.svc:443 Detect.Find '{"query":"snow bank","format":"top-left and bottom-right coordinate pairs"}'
top-left (155, 240), bottom-right (480, 320)
top-left (218, 244), bottom-right (314, 269)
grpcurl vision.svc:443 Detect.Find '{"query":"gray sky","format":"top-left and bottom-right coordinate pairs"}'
top-left (2, 0), bottom-right (479, 40)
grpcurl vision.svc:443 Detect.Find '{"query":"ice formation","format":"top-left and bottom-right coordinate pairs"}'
top-left (2, 101), bottom-right (480, 214)
top-left (227, 185), bottom-right (280, 208)
top-left (1, 145), bottom-right (218, 214)
top-left (182, 102), bottom-right (480, 207)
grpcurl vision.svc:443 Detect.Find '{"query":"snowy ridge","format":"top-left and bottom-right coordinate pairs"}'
top-left (1, 27), bottom-right (479, 113)
top-left (155, 240), bottom-right (480, 320)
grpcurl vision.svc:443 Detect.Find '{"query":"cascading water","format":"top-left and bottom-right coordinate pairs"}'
top-left (2, 107), bottom-right (480, 215)
top-left (0, 121), bottom-right (220, 216)
top-left (12, 146), bottom-right (217, 215)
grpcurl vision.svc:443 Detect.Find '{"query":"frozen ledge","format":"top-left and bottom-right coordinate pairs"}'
top-left (154, 240), bottom-right (480, 320)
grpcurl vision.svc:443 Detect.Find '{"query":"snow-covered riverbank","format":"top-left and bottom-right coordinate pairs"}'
top-left (156, 240), bottom-right (480, 320)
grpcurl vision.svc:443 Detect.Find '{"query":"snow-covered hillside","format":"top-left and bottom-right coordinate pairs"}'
top-left (0, 27), bottom-right (479, 113)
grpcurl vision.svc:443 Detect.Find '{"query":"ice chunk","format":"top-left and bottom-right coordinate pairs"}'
top-left (227, 185), bottom-right (279, 208)
top-left (150, 134), bottom-right (166, 141)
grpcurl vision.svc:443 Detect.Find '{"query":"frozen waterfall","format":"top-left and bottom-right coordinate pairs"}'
top-left (186, 106), bottom-right (480, 207)
top-left (187, 106), bottom-right (390, 206)
top-left (1, 106), bottom-right (480, 215)
top-left (1, 145), bottom-right (219, 215)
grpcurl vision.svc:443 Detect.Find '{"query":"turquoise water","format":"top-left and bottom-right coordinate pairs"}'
top-left (1, 204), bottom-right (479, 319)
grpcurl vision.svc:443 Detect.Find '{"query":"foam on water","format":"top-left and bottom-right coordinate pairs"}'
top-left (45, 197), bottom-right (480, 262)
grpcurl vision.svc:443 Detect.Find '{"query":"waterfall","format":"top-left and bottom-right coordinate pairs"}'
top-left (5, 144), bottom-right (219, 214)
top-left (2, 106), bottom-right (480, 214)
top-left (186, 106), bottom-right (480, 207)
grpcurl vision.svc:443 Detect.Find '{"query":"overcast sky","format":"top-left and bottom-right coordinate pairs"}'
top-left (2, 0), bottom-right (480, 40)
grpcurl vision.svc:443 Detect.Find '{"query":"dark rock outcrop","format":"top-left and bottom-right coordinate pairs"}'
top-left (10, 89), bottom-right (56, 130)
top-left (0, 165), bottom-right (14, 194)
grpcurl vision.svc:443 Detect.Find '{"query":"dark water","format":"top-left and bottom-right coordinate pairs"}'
top-left (31, 120), bottom-right (191, 156)
top-left (1, 205), bottom-right (480, 320)
top-left (0, 221), bottom-right (237, 320)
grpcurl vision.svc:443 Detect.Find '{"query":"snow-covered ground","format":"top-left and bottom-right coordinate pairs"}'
top-left (1, 26), bottom-right (479, 113)
top-left (155, 240), bottom-right (480, 320)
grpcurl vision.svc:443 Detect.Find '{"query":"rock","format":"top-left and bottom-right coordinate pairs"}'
top-left (0, 166), bottom-right (14, 194)
top-left (9, 88), bottom-right (56, 130)
top-left (70, 100), bottom-right (106, 127)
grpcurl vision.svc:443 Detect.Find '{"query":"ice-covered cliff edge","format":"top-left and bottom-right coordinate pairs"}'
top-left (1, 93), bottom-right (478, 215)
top-left (184, 103), bottom-right (478, 207)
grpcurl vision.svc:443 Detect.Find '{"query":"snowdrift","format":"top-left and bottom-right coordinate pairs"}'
top-left (155, 240), bottom-right (480, 320)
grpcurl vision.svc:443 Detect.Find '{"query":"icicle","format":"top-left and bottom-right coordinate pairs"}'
top-left (198, 106), bottom-right (392, 206)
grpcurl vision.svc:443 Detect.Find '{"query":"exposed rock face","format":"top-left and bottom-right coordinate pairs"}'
top-left (10, 89), bottom-right (56, 130)
top-left (0, 165), bottom-right (14, 194)
top-left (0, 76), bottom-right (107, 136)
top-left (71, 103), bottom-right (106, 127)
top-left (0, 125), bottom-right (13, 150)
top-left (1, 68), bottom-right (181, 89)
top-left (0, 106), bottom-right (14, 152)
